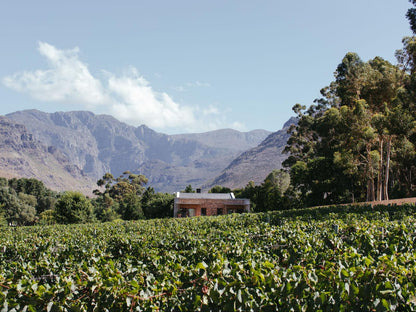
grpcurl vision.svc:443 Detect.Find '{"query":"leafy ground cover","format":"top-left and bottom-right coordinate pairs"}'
top-left (1, 205), bottom-right (416, 311)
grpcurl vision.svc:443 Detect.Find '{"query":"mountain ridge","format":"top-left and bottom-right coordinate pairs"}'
top-left (205, 117), bottom-right (297, 190)
top-left (6, 110), bottom-right (273, 193)
top-left (0, 115), bottom-right (94, 193)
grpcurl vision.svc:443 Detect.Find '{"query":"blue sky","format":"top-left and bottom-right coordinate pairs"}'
top-left (0, 0), bottom-right (412, 134)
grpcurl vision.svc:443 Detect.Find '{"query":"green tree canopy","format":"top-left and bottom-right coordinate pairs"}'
top-left (142, 192), bottom-right (174, 219)
top-left (209, 185), bottom-right (232, 193)
top-left (284, 51), bottom-right (414, 206)
top-left (183, 185), bottom-right (195, 193)
top-left (0, 187), bottom-right (37, 225)
top-left (54, 191), bottom-right (94, 224)
top-left (407, 0), bottom-right (416, 34)
top-left (93, 172), bottom-right (147, 221)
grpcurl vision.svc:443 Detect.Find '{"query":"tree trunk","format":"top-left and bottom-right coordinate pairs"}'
top-left (367, 179), bottom-right (375, 202)
top-left (366, 144), bottom-right (375, 202)
top-left (377, 136), bottom-right (383, 201)
top-left (383, 136), bottom-right (392, 200)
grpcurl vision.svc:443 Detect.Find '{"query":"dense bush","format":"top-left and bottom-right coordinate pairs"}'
top-left (54, 191), bottom-right (94, 224)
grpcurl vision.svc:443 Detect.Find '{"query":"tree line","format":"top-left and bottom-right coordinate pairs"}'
top-left (0, 169), bottom-right (293, 226)
top-left (281, 1), bottom-right (416, 207)
top-left (0, 173), bottom-right (175, 226)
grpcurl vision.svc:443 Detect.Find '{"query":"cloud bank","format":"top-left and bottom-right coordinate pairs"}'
top-left (3, 42), bottom-right (243, 133)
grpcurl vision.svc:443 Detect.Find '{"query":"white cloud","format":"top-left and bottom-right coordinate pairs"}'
top-left (172, 80), bottom-right (211, 93)
top-left (2, 42), bottom-right (243, 133)
top-left (202, 105), bottom-right (219, 116)
top-left (186, 81), bottom-right (211, 88)
top-left (171, 85), bottom-right (185, 92)
top-left (3, 42), bottom-right (108, 107)
top-left (107, 68), bottom-right (196, 129)
top-left (230, 121), bottom-right (246, 131)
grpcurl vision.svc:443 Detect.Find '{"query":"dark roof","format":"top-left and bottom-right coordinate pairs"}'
top-left (175, 192), bottom-right (235, 199)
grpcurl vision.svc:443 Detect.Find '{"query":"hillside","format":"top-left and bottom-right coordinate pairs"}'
top-left (0, 116), bottom-right (94, 193)
top-left (207, 117), bottom-right (297, 189)
top-left (6, 110), bottom-right (270, 192)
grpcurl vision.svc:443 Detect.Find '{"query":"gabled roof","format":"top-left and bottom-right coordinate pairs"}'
top-left (175, 192), bottom-right (235, 199)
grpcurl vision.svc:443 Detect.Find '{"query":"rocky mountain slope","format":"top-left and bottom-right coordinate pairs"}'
top-left (0, 116), bottom-right (94, 193)
top-left (6, 110), bottom-right (271, 192)
top-left (206, 117), bottom-right (297, 190)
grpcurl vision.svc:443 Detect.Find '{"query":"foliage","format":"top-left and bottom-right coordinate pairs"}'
top-left (1, 204), bottom-right (416, 310)
top-left (280, 3), bottom-right (416, 208)
top-left (54, 191), bottom-right (94, 224)
top-left (92, 193), bottom-right (120, 222)
top-left (117, 192), bottom-right (144, 220)
top-left (183, 184), bottom-right (195, 193)
top-left (8, 177), bottom-right (57, 213)
top-left (407, 0), bottom-right (416, 34)
top-left (209, 185), bottom-right (231, 193)
top-left (142, 191), bottom-right (174, 219)
top-left (95, 171), bottom-right (148, 200)
top-left (0, 187), bottom-right (36, 226)
top-left (0, 178), bottom-right (56, 225)
top-left (234, 170), bottom-right (292, 212)
top-left (93, 173), bottom-right (176, 220)
top-left (284, 48), bottom-right (416, 207)
top-left (38, 209), bottom-right (56, 225)
top-left (94, 172), bottom-right (148, 221)
top-left (0, 204), bottom-right (7, 227)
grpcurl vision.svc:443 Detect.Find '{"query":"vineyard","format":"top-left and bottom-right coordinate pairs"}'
top-left (1, 204), bottom-right (416, 311)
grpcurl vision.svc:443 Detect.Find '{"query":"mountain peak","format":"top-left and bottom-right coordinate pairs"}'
top-left (283, 117), bottom-right (298, 129)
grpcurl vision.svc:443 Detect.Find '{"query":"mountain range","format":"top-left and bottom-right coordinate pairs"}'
top-left (3, 110), bottom-right (295, 193)
top-left (0, 115), bottom-right (94, 193)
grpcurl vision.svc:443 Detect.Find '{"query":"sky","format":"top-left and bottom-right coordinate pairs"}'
top-left (0, 0), bottom-right (412, 134)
